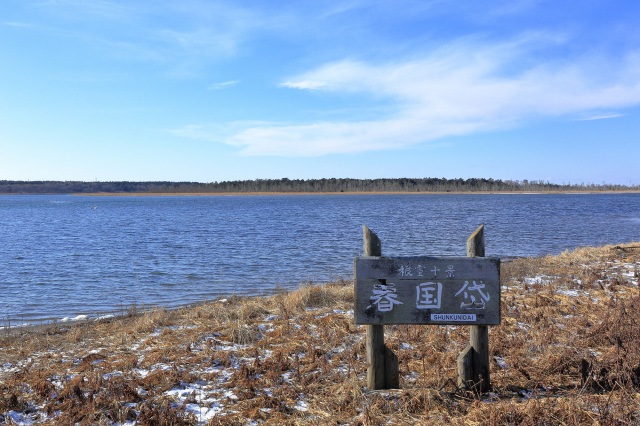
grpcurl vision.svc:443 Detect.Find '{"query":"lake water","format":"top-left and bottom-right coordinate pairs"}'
top-left (2, 193), bottom-right (640, 324)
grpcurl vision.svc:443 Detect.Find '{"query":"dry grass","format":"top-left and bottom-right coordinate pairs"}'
top-left (2, 245), bottom-right (640, 424)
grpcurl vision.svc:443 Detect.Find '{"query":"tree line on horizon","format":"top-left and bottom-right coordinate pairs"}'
top-left (0, 178), bottom-right (637, 194)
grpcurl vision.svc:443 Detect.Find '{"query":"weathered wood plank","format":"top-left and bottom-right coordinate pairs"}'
top-left (457, 345), bottom-right (475, 388)
top-left (363, 225), bottom-right (398, 390)
top-left (465, 224), bottom-right (491, 392)
top-left (467, 224), bottom-right (485, 258)
top-left (470, 324), bottom-right (490, 391)
top-left (363, 225), bottom-right (381, 257)
top-left (366, 324), bottom-right (386, 390)
top-left (384, 346), bottom-right (399, 388)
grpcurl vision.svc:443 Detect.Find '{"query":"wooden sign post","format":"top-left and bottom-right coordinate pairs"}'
top-left (357, 224), bottom-right (499, 391)
top-left (362, 225), bottom-right (399, 390)
top-left (458, 224), bottom-right (491, 391)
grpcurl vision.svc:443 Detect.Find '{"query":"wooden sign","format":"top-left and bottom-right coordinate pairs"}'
top-left (355, 256), bottom-right (500, 325)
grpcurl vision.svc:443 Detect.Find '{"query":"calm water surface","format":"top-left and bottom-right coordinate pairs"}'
top-left (1, 193), bottom-right (640, 323)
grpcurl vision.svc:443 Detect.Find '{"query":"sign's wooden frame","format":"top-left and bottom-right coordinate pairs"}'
top-left (354, 256), bottom-right (500, 325)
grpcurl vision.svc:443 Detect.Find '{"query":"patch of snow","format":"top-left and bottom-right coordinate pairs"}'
top-left (4, 410), bottom-right (40, 425)
top-left (166, 325), bottom-right (197, 331)
top-left (133, 368), bottom-right (150, 378)
top-left (517, 322), bottom-right (530, 330)
top-left (165, 388), bottom-right (197, 399)
top-left (404, 372), bottom-right (419, 382)
top-left (202, 365), bottom-right (223, 374)
top-left (519, 389), bottom-right (534, 399)
top-left (281, 371), bottom-right (294, 384)
top-left (482, 392), bottom-right (500, 403)
top-left (557, 289), bottom-right (581, 297)
top-left (400, 342), bottom-right (414, 350)
top-left (524, 275), bottom-right (556, 285)
top-left (103, 371), bottom-right (124, 380)
top-left (331, 345), bottom-right (349, 354)
top-left (224, 390), bottom-right (238, 400)
top-left (257, 323), bottom-right (275, 333)
top-left (2, 363), bottom-right (17, 374)
top-left (150, 363), bottom-right (173, 372)
top-left (494, 356), bottom-right (508, 369)
top-left (214, 343), bottom-right (245, 351)
top-left (294, 397), bottom-right (309, 412)
top-left (95, 314), bottom-right (114, 321)
top-left (185, 402), bottom-right (222, 422)
top-left (60, 315), bottom-right (88, 322)
top-left (163, 382), bottom-right (223, 424)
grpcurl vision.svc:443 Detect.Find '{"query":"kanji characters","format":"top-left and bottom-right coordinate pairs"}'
top-left (454, 280), bottom-right (490, 310)
top-left (368, 283), bottom-right (403, 312)
top-left (445, 265), bottom-right (455, 278)
top-left (416, 282), bottom-right (442, 309)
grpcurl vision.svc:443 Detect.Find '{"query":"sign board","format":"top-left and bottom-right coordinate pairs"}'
top-left (354, 256), bottom-right (500, 325)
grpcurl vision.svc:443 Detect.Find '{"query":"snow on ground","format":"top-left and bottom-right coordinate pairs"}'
top-left (1, 307), bottom-right (361, 425)
top-left (523, 261), bottom-right (639, 293)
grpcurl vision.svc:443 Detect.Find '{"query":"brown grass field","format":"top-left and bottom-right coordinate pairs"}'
top-left (2, 243), bottom-right (640, 425)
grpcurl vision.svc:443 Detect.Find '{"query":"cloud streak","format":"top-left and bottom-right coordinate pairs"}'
top-left (575, 112), bottom-right (623, 121)
top-left (208, 80), bottom-right (239, 91)
top-left (23, 0), bottom-right (262, 75)
top-left (185, 36), bottom-right (640, 156)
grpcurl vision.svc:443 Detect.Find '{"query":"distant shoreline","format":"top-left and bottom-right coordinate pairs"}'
top-left (3, 178), bottom-right (637, 195)
top-left (74, 190), bottom-right (640, 196)
top-left (2, 189), bottom-right (639, 196)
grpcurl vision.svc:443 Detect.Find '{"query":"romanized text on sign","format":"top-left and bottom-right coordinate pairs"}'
top-left (354, 256), bottom-right (500, 325)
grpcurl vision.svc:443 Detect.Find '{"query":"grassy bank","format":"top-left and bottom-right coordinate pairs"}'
top-left (2, 243), bottom-right (640, 424)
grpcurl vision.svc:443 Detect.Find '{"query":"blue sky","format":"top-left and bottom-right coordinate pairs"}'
top-left (1, 0), bottom-right (640, 184)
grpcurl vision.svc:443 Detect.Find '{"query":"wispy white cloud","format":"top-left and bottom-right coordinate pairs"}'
top-left (575, 112), bottom-right (623, 121)
top-left (208, 80), bottom-right (240, 91)
top-left (180, 36), bottom-right (640, 156)
top-left (2, 21), bottom-right (38, 28)
top-left (280, 80), bottom-right (327, 91)
top-left (26, 0), bottom-right (260, 74)
top-left (37, 0), bottom-right (133, 21)
top-left (482, 0), bottom-right (541, 19)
